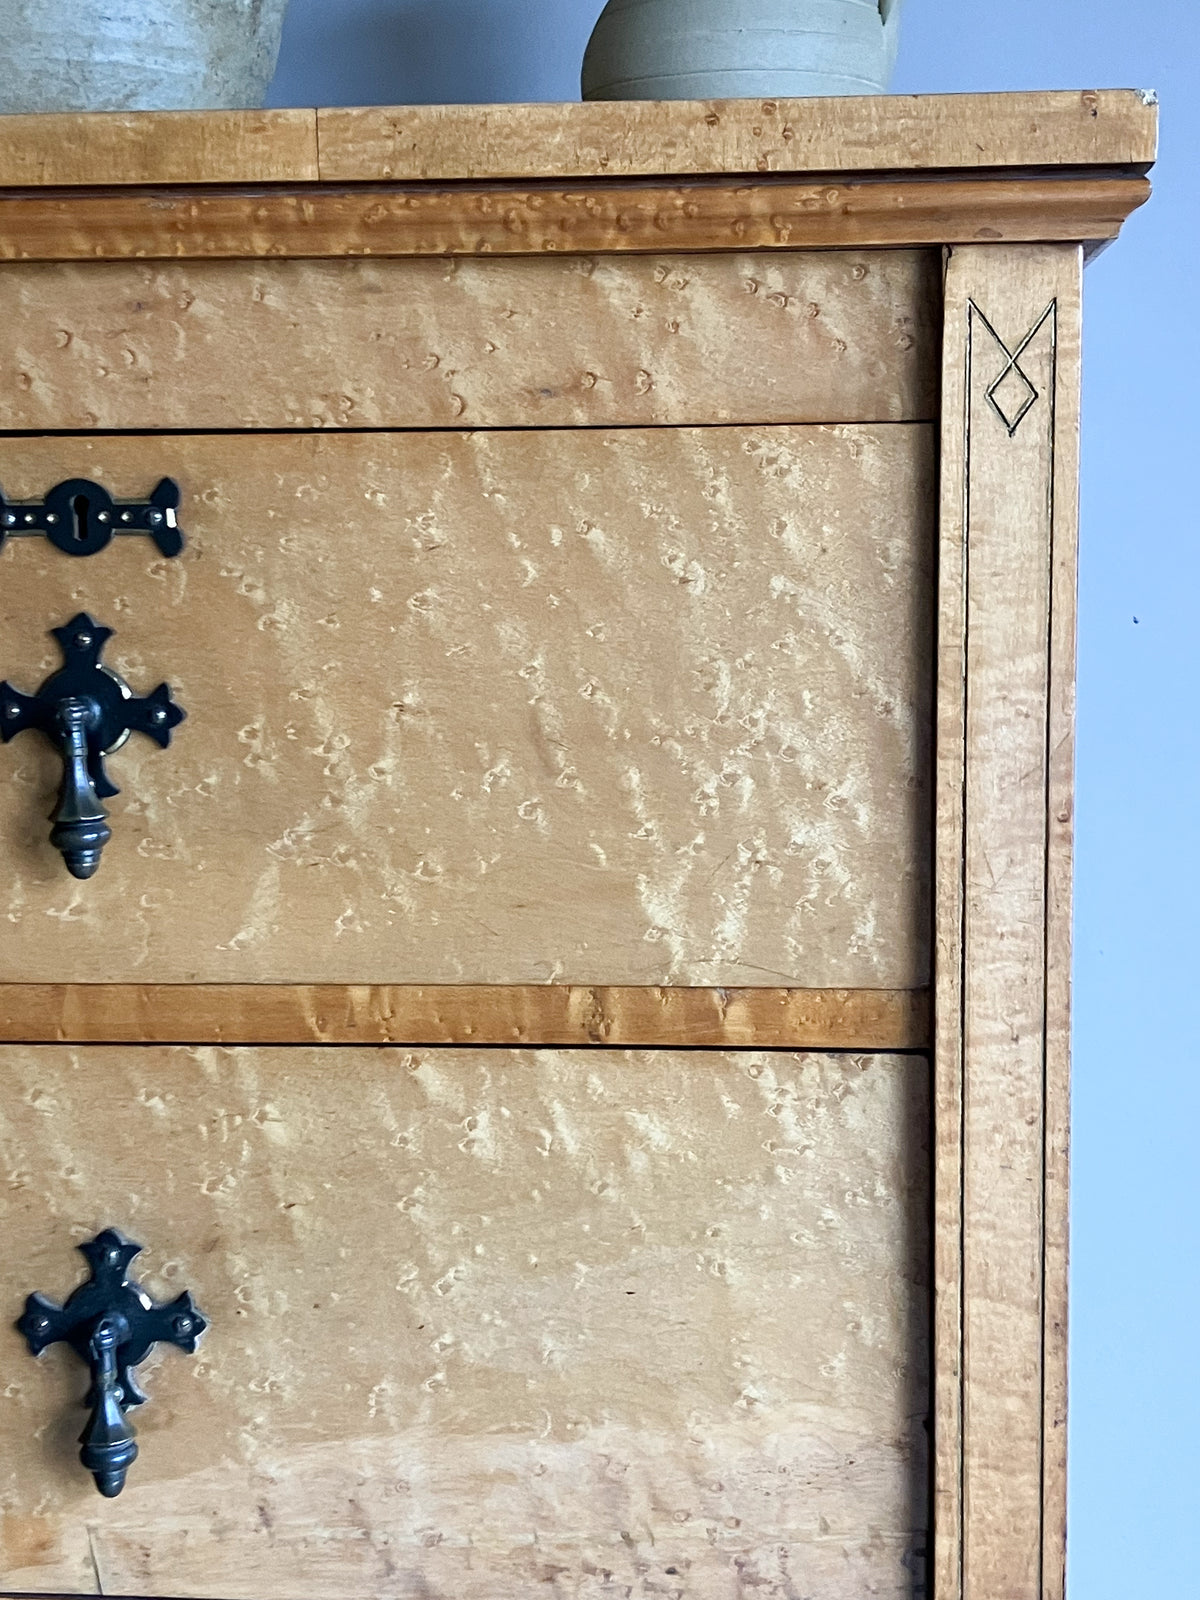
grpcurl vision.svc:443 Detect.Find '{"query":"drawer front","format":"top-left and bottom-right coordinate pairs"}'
top-left (0, 426), bottom-right (933, 988)
top-left (0, 250), bottom-right (939, 432)
top-left (0, 1046), bottom-right (929, 1599)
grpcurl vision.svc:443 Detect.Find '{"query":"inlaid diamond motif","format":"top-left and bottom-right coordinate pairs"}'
top-left (970, 298), bottom-right (1057, 439)
top-left (986, 360), bottom-right (1039, 436)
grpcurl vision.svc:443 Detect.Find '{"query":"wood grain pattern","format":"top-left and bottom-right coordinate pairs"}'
top-left (0, 250), bottom-right (939, 433)
top-left (0, 1046), bottom-right (930, 1600)
top-left (0, 175), bottom-right (1151, 264)
top-left (0, 425), bottom-right (934, 989)
top-left (933, 245), bottom-right (1081, 1600)
top-left (0, 984), bottom-right (930, 1048)
top-left (0, 92), bottom-right (1131, 1600)
top-left (316, 91), bottom-right (1157, 183)
top-left (0, 107), bottom-right (318, 186)
top-left (1041, 252), bottom-right (1083, 1600)
top-left (0, 92), bottom-right (1157, 191)
top-left (932, 240), bottom-right (969, 1600)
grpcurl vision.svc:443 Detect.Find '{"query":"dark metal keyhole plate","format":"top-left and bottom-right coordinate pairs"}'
top-left (0, 477), bottom-right (183, 558)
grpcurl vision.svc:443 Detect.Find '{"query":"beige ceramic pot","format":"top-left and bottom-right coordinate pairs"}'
top-left (0, 0), bottom-right (290, 113)
top-left (583, 0), bottom-right (902, 101)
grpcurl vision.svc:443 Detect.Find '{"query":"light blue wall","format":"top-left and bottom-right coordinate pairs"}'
top-left (267, 0), bottom-right (599, 106)
top-left (270, 5), bottom-right (1199, 1595)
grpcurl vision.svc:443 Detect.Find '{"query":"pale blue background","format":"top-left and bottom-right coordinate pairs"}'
top-left (267, 5), bottom-right (1199, 1594)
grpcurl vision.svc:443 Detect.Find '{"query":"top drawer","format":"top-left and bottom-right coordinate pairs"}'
top-left (0, 424), bottom-right (932, 988)
top-left (0, 249), bottom-right (938, 432)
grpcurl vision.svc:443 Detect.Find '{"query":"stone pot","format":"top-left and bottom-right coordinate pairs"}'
top-left (582, 0), bottom-right (902, 101)
top-left (0, 0), bottom-right (290, 114)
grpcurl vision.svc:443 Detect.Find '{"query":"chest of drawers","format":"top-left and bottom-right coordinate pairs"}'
top-left (0, 90), bottom-right (1155, 1600)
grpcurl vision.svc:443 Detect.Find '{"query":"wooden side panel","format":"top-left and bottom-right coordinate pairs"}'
top-left (0, 1046), bottom-right (930, 1600)
top-left (0, 250), bottom-right (939, 432)
top-left (0, 108), bottom-right (318, 185)
top-left (1042, 260), bottom-right (1081, 1600)
top-left (932, 245), bottom-right (969, 1600)
top-left (934, 245), bottom-right (1081, 1600)
top-left (0, 426), bottom-right (933, 990)
top-left (315, 91), bottom-right (1159, 183)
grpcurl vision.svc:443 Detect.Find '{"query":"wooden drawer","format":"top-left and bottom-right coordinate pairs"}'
top-left (0, 425), bottom-right (934, 988)
top-left (0, 251), bottom-right (939, 432)
top-left (0, 1045), bottom-right (929, 1600)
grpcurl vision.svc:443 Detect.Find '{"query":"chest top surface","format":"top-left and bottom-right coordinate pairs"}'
top-left (0, 90), bottom-right (1157, 263)
top-left (0, 87), bottom-right (1159, 187)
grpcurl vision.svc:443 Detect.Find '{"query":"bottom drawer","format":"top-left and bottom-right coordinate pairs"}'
top-left (0, 1048), bottom-right (929, 1599)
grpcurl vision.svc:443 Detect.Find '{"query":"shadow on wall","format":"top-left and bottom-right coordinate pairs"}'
top-left (267, 0), bottom-right (604, 107)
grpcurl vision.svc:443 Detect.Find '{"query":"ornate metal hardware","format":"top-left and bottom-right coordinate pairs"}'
top-left (0, 477), bottom-right (183, 558)
top-left (0, 613), bottom-right (185, 879)
top-left (17, 1229), bottom-right (208, 1498)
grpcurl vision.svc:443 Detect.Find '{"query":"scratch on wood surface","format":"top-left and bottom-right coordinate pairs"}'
top-left (86, 1526), bottom-right (104, 1595)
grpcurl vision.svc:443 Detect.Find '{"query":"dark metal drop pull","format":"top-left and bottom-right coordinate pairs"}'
top-left (1, 613), bottom-right (185, 878)
top-left (17, 1229), bottom-right (208, 1498)
top-left (78, 1317), bottom-right (139, 1499)
top-left (0, 477), bottom-right (183, 558)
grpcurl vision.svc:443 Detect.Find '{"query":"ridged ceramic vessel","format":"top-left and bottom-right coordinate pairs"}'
top-left (0, 0), bottom-right (290, 113)
top-left (583, 0), bottom-right (902, 101)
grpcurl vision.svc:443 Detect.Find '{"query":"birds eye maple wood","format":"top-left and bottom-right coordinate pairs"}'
top-left (0, 90), bottom-right (1155, 1600)
top-left (0, 249), bottom-right (940, 432)
top-left (0, 424), bottom-right (935, 990)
